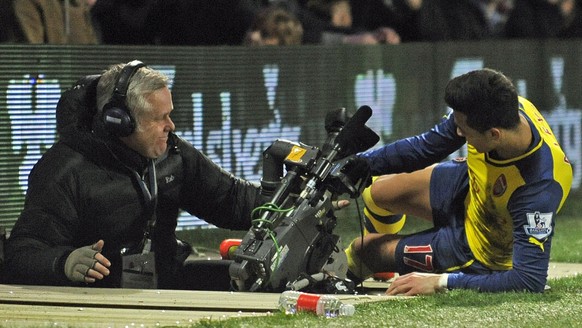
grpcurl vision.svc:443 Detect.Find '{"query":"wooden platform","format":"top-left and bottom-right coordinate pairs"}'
top-left (0, 283), bottom-right (395, 327)
top-left (4, 262), bottom-right (576, 327)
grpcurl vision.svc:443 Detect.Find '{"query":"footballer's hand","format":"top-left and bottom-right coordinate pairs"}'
top-left (386, 272), bottom-right (446, 296)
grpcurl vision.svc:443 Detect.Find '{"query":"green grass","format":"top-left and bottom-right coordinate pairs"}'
top-left (192, 275), bottom-right (582, 328)
top-left (177, 191), bottom-right (582, 327)
top-left (550, 215), bottom-right (582, 263)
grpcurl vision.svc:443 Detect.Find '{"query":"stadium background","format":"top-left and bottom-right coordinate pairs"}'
top-left (0, 40), bottom-right (580, 231)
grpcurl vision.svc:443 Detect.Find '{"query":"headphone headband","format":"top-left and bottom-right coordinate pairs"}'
top-left (111, 60), bottom-right (146, 102)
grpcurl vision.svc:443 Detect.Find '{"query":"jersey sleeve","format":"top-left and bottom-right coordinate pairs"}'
top-left (358, 113), bottom-right (466, 175)
top-left (447, 180), bottom-right (565, 292)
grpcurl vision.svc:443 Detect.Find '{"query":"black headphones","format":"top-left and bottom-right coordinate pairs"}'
top-left (102, 60), bottom-right (147, 137)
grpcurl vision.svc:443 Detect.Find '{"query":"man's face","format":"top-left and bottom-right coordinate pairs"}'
top-left (121, 87), bottom-right (175, 159)
top-left (453, 111), bottom-right (495, 154)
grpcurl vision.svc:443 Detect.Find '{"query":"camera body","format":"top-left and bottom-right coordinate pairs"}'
top-left (229, 106), bottom-right (379, 293)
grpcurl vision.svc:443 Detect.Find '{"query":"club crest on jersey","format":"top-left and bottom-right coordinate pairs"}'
top-left (524, 211), bottom-right (553, 239)
top-left (492, 174), bottom-right (507, 197)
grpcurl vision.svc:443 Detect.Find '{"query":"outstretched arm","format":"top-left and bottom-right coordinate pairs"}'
top-left (359, 113), bottom-right (465, 175)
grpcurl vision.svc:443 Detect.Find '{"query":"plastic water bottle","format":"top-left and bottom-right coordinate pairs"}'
top-left (278, 290), bottom-right (356, 318)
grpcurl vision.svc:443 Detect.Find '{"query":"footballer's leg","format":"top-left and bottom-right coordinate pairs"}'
top-left (368, 165), bottom-right (436, 221)
top-left (358, 176), bottom-right (407, 280)
top-left (347, 165), bottom-right (435, 281)
top-left (346, 233), bottom-right (402, 281)
top-left (362, 176), bottom-right (407, 236)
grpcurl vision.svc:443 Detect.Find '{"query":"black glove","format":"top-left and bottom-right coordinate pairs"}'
top-left (329, 155), bottom-right (372, 197)
top-left (341, 155), bottom-right (372, 189)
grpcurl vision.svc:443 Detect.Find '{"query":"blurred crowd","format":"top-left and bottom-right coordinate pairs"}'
top-left (0, 0), bottom-right (581, 46)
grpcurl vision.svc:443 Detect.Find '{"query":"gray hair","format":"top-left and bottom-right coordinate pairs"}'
top-left (96, 63), bottom-right (169, 131)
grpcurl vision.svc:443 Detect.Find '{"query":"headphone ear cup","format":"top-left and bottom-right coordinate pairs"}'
top-left (102, 104), bottom-right (135, 137)
top-left (101, 60), bottom-right (145, 137)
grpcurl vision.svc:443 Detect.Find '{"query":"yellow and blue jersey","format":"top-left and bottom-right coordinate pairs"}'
top-left (464, 97), bottom-right (572, 270)
top-left (360, 96), bottom-right (573, 292)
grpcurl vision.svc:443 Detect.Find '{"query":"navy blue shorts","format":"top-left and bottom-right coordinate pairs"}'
top-left (393, 159), bottom-right (493, 274)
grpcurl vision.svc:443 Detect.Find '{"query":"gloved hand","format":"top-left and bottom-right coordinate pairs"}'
top-left (341, 155), bottom-right (372, 190)
top-left (64, 240), bottom-right (111, 283)
top-left (329, 155), bottom-right (372, 197)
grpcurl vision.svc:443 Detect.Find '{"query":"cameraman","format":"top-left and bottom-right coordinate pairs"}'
top-left (3, 61), bottom-right (265, 290)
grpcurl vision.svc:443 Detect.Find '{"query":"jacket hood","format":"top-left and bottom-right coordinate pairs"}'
top-left (57, 74), bottom-right (100, 139)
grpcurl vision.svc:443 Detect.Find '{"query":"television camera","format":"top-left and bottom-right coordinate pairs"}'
top-left (228, 105), bottom-right (379, 293)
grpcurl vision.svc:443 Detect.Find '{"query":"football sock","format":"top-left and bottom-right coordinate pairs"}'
top-left (345, 238), bottom-right (374, 283)
top-left (362, 178), bottom-right (406, 235)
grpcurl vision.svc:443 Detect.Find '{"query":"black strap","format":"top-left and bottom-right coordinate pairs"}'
top-left (133, 159), bottom-right (158, 238)
top-left (103, 141), bottom-right (160, 254)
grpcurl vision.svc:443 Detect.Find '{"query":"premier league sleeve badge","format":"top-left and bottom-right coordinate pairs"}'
top-left (524, 211), bottom-right (553, 240)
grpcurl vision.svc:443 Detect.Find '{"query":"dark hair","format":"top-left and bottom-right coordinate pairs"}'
top-left (247, 7), bottom-right (303, 46)
top-left (444, 68), bottom-right (520, 133)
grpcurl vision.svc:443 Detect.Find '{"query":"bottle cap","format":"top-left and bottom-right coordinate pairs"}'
top-left (340, 304), bottom-right (356, 316)
top-left (219, 239), bottom-right (242, 260)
